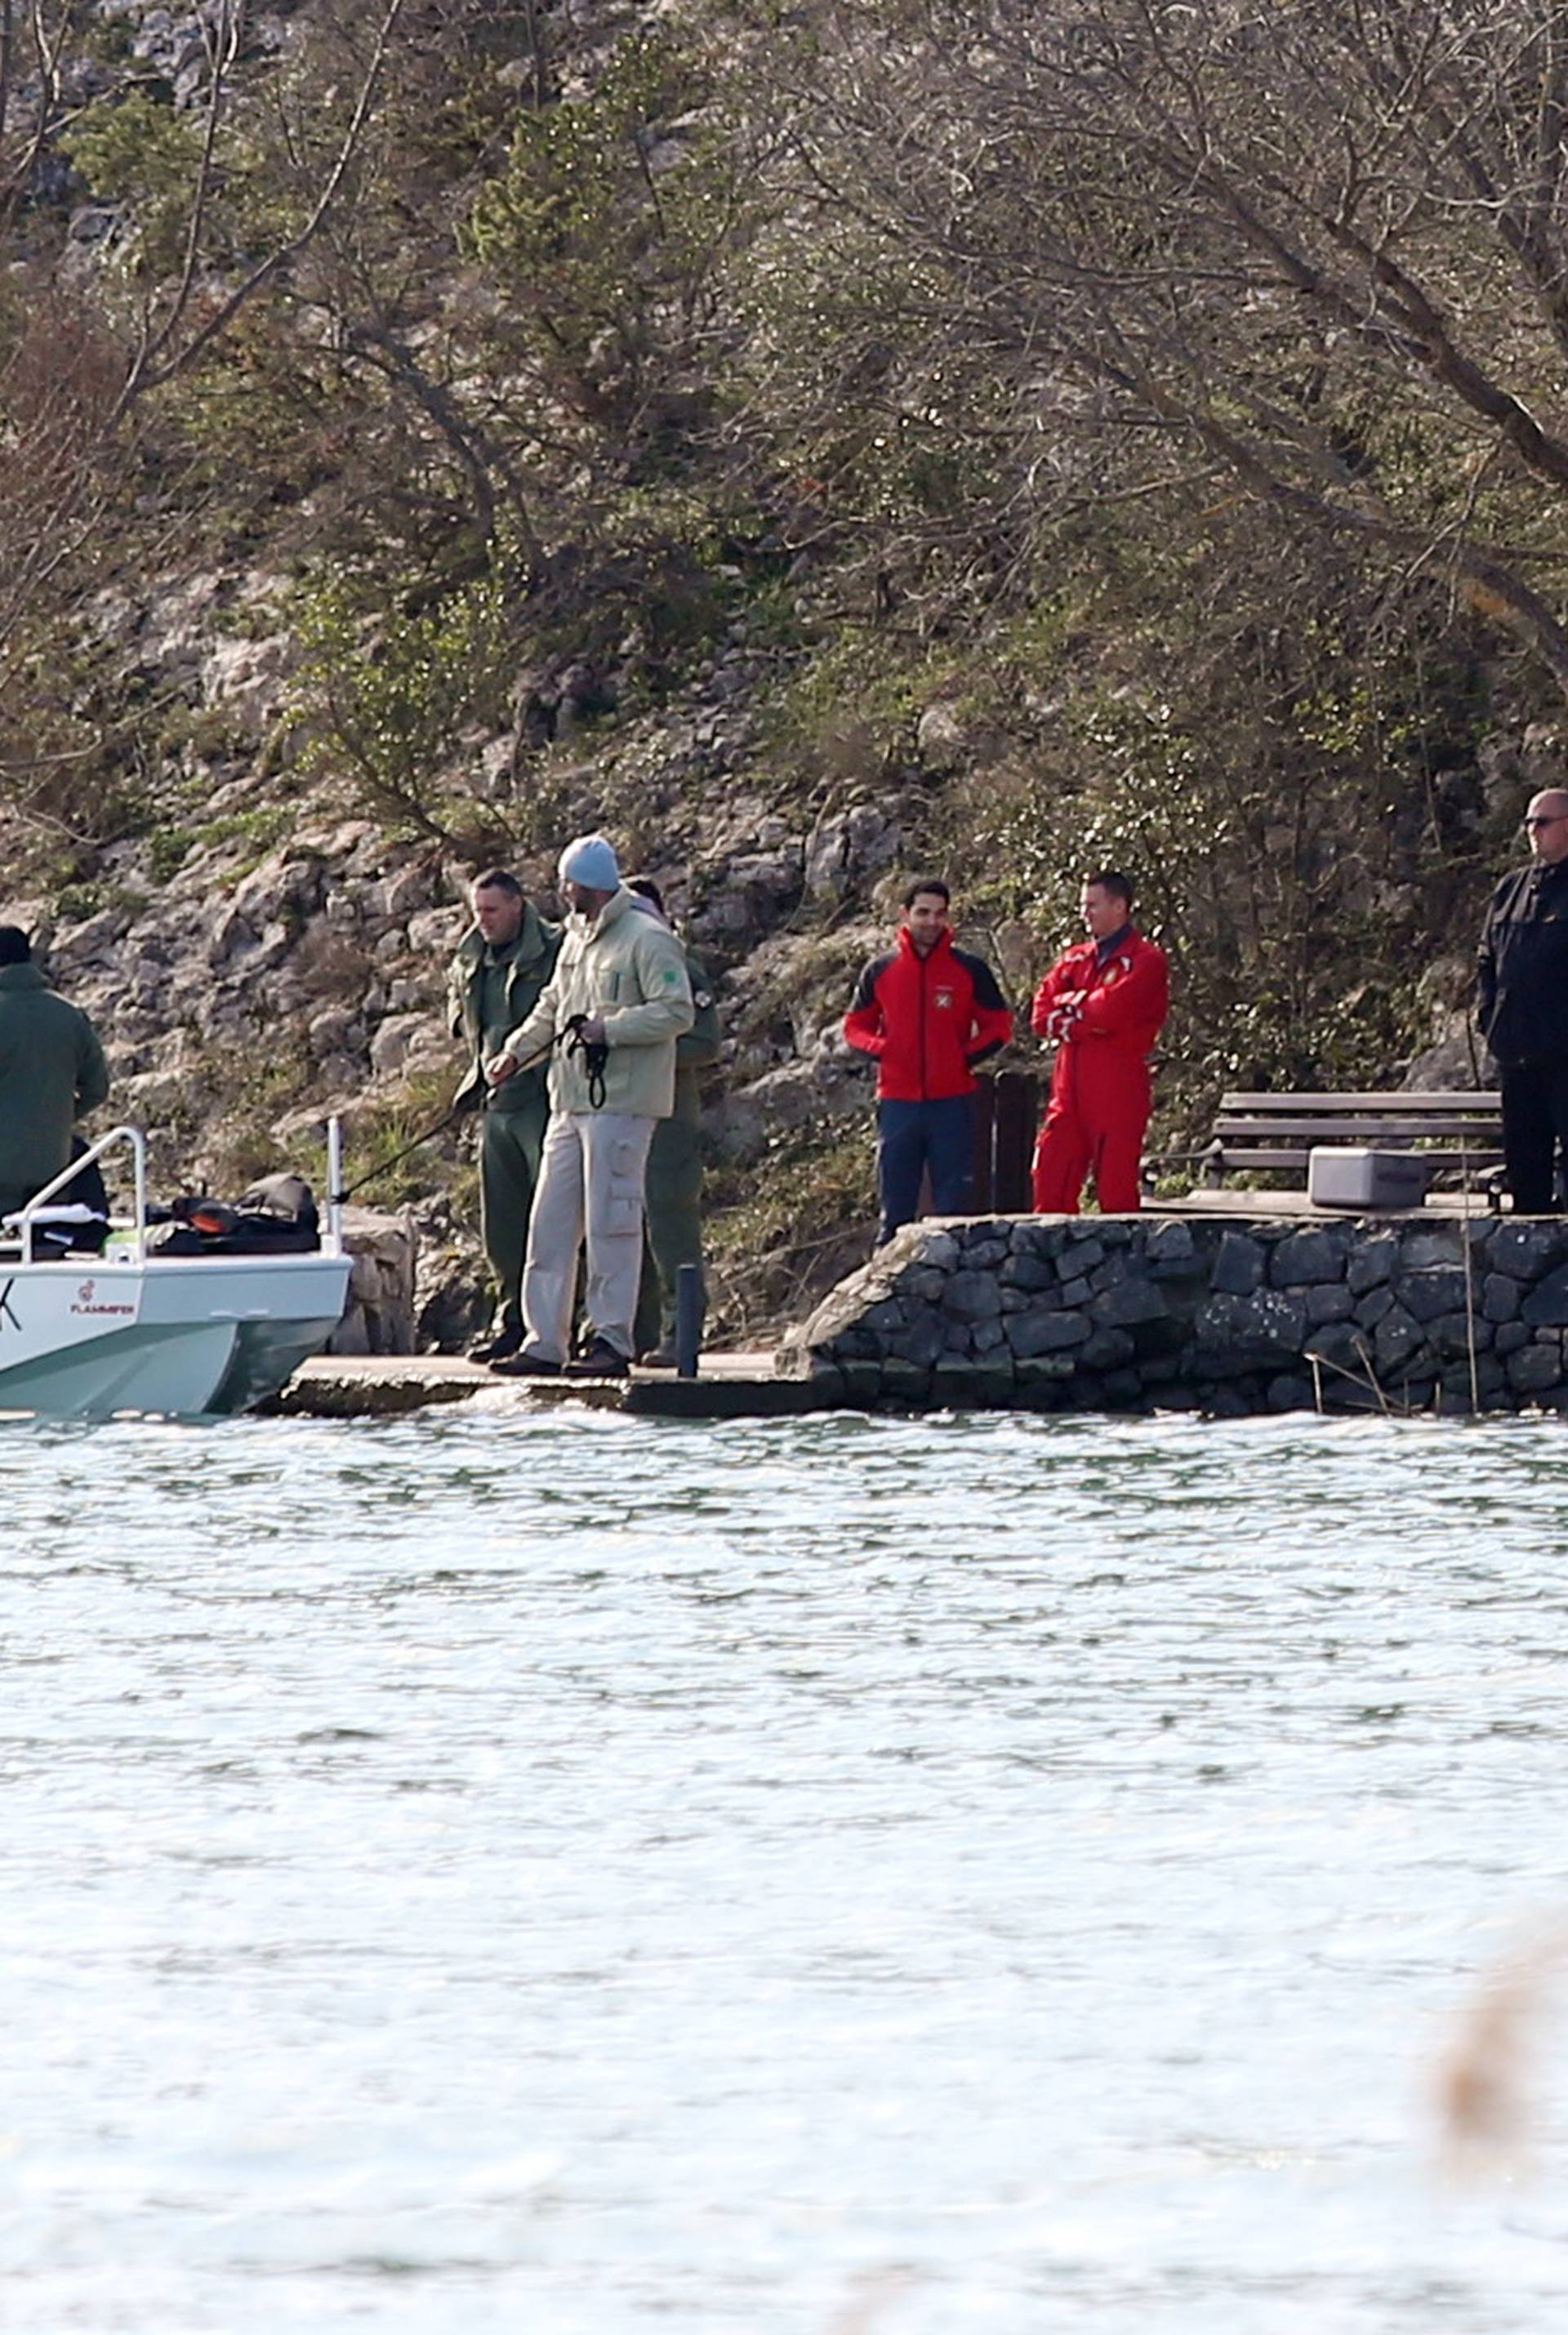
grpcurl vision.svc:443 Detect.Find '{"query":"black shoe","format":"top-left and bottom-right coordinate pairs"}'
top-left (636, 1343), bottom-right (679, 1370)
top-left (563, 1338), bottom-right (630, 1379)
top-left (489, 1348), bottom-right (562, 1377)
top-left (470, 1325), bottom-right (523, 1363)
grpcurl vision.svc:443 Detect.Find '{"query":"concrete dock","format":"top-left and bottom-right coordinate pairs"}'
top-left (272, 1351), bottom-right (831, 1421)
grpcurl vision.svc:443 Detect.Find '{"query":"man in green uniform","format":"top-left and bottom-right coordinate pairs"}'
top-left (447, 869), bottom-right (561, 1361)
top-left (626, 879), bottom-right (721, 1366)
top-left (0, 926), bottom-right (109, 1219)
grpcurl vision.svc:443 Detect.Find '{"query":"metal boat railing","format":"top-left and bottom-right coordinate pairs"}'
top-left (8, 1117), bottom-right (345, 1267)
top-left (15, 1125), bottom-right (148, 1265)
top-left (324, 1117), bottom-right (344, 1259)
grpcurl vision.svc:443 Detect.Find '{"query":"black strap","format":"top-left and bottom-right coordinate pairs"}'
top-left (565, 1017), bottom-right (610, 1109)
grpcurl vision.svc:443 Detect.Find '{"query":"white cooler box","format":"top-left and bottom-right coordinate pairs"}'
top-left (1307, 1147), bottom-right (1431, 1210)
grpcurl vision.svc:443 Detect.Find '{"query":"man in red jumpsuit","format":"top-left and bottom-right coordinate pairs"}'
top-left (1031, 871), bottom-right (1169, 1214)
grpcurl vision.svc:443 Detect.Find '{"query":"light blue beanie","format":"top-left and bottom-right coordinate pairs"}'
top-left (558, 833), bottom-right (621, 892)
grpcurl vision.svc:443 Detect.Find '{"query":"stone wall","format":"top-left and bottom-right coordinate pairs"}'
top-left (774, 1213), bottom-right (1568, 1416)
top-left (324, 1209), bottom-right (417, 1358)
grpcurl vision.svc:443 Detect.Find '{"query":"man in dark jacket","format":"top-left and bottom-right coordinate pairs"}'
top-left (1477, 789), bottom-right (1568, 1212)
top-left (447, 869), bottom-right (561, 1358)
top-left (0, 926), bottom-right (109, 1219)
top-left (844, 878), bottom-right (1013, 1243)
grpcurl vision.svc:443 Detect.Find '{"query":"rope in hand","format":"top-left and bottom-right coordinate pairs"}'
top-left (331, 1037), bottom-right (559, 1205)
top-left (332, 1005), bottom-right (611, 1207)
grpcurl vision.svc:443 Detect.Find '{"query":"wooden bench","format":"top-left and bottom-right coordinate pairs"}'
top-left (1192, 1090), bottom-right (1503, 1188)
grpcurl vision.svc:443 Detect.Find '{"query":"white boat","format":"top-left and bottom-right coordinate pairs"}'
top-left (0, 1125), bottom-right (351, 1421)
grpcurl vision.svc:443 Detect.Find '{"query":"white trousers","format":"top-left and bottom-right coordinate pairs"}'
top-left (520, 1110), bottom-right (656, 1362)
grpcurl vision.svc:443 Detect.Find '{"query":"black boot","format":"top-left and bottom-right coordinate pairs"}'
top-left (563, 1338), bottom-right (630, 1379)
top-left (470, 1324), bottom-right (524, 1363)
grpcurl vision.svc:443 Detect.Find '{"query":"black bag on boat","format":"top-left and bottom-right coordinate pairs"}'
top-left (146, 1175), bottom-right (322, 1258)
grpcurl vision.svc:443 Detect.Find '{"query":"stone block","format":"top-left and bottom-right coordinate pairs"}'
top-left (1014, 1354), bottom-right (1076, 1389)
top-left (943, 1271), bottom-right (1003, 1321)
top-left (1267, 1374), bottom-right (1315, 1413)
top-left (920, 1232), bottom-right (962, 1272)
top-left (1006, 1310), bottom-right (1092, 1357)
top-left (1373, 1303), bottom-right (1424, 1375)
top-left (964, 1237), bottom-right (1010, 1269)
top-left (1481, 1273), bottom-right (1521, 1324)
top-left (1080, 1327), bottom-right (1136, 1370)
top-left (972, 1316), bottom-right (1008, 1354)
top-left (862, 1297), bottom-right (906, 1332)
top-left (1397, 1267), bottom-right (1468, 1323)
top-left (1303, 1320), bottom-right (1369, 1375)
top-left (801, 1276), bottom-right (893, 1347)
top-left (1088, 1258), bottom-right (1128, 1293)
top-left (1401, 1228), bottom-right (1462, 1269)
top-left (1056, 1276), bottom-right (1090, 1307)
top-left (1508, 1343), bottom-right (1563, 1393)
top-left (1306, 1283), bottom-right (1355, 1326)
top-left (1089, 1280), bottom-right (1170, 1330)
top-left (1013, 1223), bottom-right (1067, 1261)
top-left (839, 1361), bottom-right (885, 1401)
top-left (895, 1267), bottom-right (948, 1303)
top-left (1000, 1252), bottom-right (1058, 1291)
top-left (1347, 1233), bottom-right (1400, 1295)
top-left (1101, 1369), bottom-right (1146, 1406)
top-left (965, 1361), bottom-right (1018, 1407)
top-left (1143, 1220), bottom-right (1198, 1277)
top-left (1521, 1263), bottom-right (1568, 1326)
top-left (1355, 1284), bottom-right (1396, 1330)
top-left (1272, 1228), bottom-right (1348, 1286)
top-left (1058, 1237), bottom-right (1104, 1275)
top-left (1495, 1321), bottom-right (1530, 1356)
top-left (886, 1312), bottom-right (946, 1368)
top-left (1132, 1313), bottom-right (1185, 1358)
top-left (876, 1360), bottom-right (931, 1402)
top-left (1210, 1231), bottom-right (1265, 1296)
top-left (1429, 1310), bottom-right (1493, 1359)
top-left (1440, 1357), bottom-right (1505, 1401)
top-left (1140, 1357), bottom-right (1181, 1384)
top-left (1209, 1384), bottom-right (1254, 1419)
top-left (1488, 1221), bottom-right (1567, 1279)
top-left (1192, 1288), bottom-right (1308, 1370)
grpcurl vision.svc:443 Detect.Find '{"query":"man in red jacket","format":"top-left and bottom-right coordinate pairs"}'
top-left (844, 878), bottom-right (1013, 1243)
top-left (1031, 871), bottom-right (1169, 1214)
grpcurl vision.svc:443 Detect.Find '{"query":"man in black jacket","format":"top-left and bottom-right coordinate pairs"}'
top-left (1477, 789), bottom-right (1568, 1211)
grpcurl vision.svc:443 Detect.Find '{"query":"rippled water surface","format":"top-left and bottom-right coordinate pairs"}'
top-left (4, 1404), bottom-right (1568, 2332)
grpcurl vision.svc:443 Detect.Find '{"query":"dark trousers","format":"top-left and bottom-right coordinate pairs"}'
top-left (633, 1112), bottom-right (706, 1356)
top-left (1500, 1061), bottom-right (1568, 1213)
top-left (480, 1095), bottom-right (550, 1331)
top-left (876, 1094), bottom-right (976, 1244)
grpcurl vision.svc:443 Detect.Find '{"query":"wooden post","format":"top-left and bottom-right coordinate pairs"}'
top-left (969, 1079), bottom-right (996, 1213)
top-left (992, 1070), bottom-right (1039, 1212)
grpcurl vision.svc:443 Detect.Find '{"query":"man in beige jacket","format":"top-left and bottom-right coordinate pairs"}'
top-left (483, 835), bottom-right (693, 1377)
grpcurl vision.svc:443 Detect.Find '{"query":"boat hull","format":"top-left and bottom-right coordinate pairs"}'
top-left (0, 1254), bottom-right (352, 1420)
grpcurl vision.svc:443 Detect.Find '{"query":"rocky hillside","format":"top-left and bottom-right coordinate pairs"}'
top-left (2, 0), bottom-right (1561, 1342)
